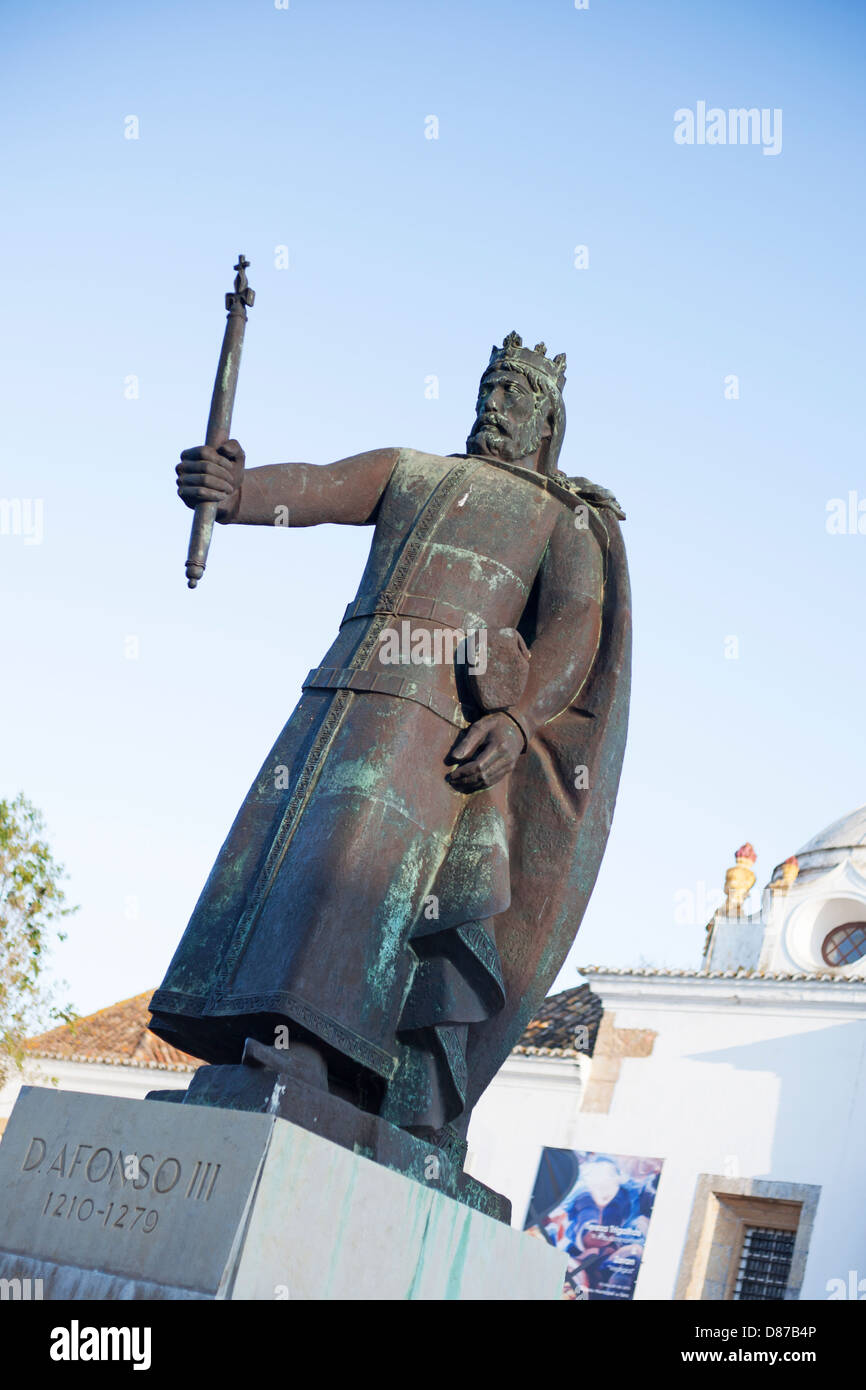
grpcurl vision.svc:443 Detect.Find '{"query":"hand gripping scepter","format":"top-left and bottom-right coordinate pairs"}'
top-left (184, 254), bottom-right (255, 588)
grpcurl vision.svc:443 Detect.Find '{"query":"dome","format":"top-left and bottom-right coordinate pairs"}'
top-left (772, 804), bottom-right (866, 883)
top-left (797, 805), bottom-right (866, 856)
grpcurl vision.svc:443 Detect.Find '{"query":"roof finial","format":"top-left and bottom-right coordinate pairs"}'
top-left (724, 843), bottom-right (757, 915)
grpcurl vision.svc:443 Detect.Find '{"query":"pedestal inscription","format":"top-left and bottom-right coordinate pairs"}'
top-left (0, 1087), bottom-right (272, 1298)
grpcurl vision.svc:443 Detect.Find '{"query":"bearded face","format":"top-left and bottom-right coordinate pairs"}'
top-left (466, 369), bottom-right (551, 467)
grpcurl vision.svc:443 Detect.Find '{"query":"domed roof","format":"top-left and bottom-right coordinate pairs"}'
top-left (797, 806), bottom-right (866, 855)
top-left (774, 804), bottom-right (866, 882)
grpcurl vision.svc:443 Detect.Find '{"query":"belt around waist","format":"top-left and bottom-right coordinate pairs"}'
top-left (302, 665), bottom-right (471, 729)
top-left (341, 591), bottom-right (479, 631)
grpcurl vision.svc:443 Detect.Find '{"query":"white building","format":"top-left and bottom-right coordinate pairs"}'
top-left (466, 805), bottom-right (866, 1300)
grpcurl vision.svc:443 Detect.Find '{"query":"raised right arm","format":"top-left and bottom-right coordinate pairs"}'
top-left (176, 442), bottom-right (402, 529)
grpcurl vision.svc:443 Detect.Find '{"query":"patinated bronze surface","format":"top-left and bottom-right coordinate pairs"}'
top-left (184, 255), bottom-right (254, 588)
top-left (149, 331), bottom-right (631, 1211)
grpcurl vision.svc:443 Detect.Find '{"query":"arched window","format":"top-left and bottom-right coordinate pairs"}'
top-left (821, 922), bottom-right (866, 967)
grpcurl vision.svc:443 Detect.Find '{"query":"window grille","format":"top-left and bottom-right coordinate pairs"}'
top-left (732, 1226), bottom-right (795, 1300)
top-left (822, 922), bottom-right (866, 967)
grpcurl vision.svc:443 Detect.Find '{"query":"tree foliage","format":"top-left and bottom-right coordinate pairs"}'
top-left (0, 793), bottom-right (77, 1085)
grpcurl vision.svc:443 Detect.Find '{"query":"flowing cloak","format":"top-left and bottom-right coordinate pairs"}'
top-left (149, 448), bottom-right (631, 1133)
top-left (461, 485), bottom-right (629, 1124)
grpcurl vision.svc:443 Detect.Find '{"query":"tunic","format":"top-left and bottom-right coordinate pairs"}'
top-left (149, 447), bottom-right (617, 1129)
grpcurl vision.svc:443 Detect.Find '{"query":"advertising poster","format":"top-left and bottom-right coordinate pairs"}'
top-left (524, 1149), bottom-right (664, 1301)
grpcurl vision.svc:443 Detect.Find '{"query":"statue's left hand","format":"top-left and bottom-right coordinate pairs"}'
top-left (446, 714), bottom-right (523, 792)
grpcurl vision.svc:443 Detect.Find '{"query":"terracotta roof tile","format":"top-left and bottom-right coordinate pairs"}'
top-left (515, 982), bottom-right (603, 1055)
top-left (27, 992), bottom-right (202, 1071)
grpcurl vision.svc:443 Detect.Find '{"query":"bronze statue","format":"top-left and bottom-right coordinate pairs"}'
top-left (149, 314), bottom-right (631, 1214)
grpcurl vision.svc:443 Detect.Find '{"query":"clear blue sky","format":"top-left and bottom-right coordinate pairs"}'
top-left (2, 0), bottom-right (865, 1016)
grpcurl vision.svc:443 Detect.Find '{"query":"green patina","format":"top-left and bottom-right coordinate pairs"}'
top-left (405, 1199), bottom-right (434, 1301)
top-left (444, 1206), bottom-right (474, 1299)
top-left (367, 841), bottom-right (425, 1008)
top-left (423, 540), bottom-right (528, 594)
top-left (322, 1145), bottom-right (359, 1297)
top-left (318, 753), bottom-right (387, 802)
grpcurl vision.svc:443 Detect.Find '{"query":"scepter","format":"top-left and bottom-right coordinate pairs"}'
top-left (184, 254), bottom-right (255, 588)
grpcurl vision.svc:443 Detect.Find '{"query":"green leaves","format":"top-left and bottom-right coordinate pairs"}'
top-left (0, 793), bottom-right (78, 1085)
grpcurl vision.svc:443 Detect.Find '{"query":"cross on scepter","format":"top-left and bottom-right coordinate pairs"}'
top-left (228, 255), bottom-right (254, 312)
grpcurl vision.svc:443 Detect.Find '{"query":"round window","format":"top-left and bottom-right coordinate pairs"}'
top-left (821, 922), bottom-right (866, 967)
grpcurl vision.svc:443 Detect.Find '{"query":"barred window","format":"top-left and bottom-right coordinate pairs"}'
top-left (732, 1227), bottom-right (795, 1301)
top-left (822, 922), bottom-right (866, 967)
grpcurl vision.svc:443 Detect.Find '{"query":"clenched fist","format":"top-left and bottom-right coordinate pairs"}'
top-left (176, 440), bottom-right (245, 521)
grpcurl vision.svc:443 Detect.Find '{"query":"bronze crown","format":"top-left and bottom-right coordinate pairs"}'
top-left (485, 331), bottom-right (567, 394)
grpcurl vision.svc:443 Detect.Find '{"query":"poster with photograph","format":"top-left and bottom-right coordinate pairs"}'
top-left (524, 1149), bottom-right (663, 1301)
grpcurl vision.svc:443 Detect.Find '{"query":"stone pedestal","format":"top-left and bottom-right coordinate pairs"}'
top-left (0, 1087), bottom-right (566, 1300)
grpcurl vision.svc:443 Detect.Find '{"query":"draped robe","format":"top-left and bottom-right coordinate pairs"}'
top-left (149, 447), bottom-right (631, 1132)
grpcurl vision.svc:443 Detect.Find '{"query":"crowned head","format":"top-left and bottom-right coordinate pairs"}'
top-left (467, 332), bottom-right (567, 476)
